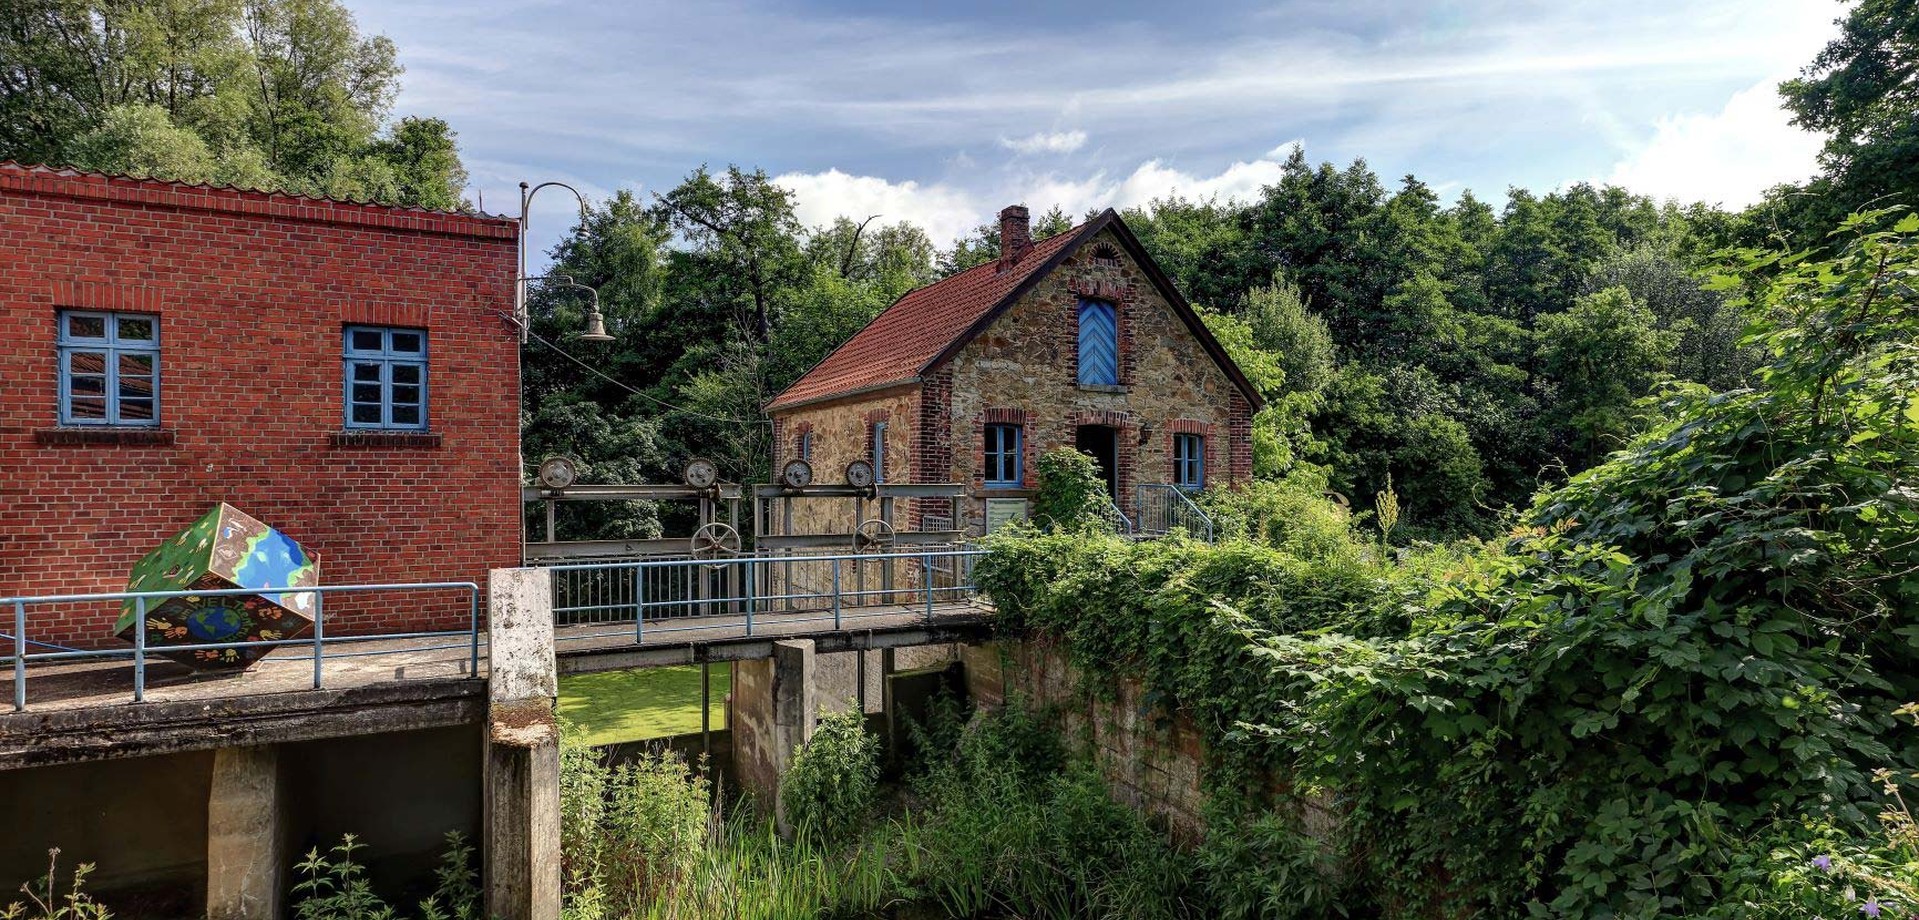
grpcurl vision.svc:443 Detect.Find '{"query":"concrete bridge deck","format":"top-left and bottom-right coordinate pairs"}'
top-left (0, 599), bottom-right (992, 768)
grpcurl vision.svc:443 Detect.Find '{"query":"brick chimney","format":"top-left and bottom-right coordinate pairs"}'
top-left (998, 205), bottom-right (1032, 265)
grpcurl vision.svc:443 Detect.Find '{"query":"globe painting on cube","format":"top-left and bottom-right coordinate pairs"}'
top-left (115, 504), bottom-right (321, 670)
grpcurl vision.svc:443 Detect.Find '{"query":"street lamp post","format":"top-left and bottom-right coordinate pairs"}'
top-left (516, 180), bottom-right (612, 343)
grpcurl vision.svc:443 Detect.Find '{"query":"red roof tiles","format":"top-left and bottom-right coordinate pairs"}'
top-left (767, 221), bottom-right (1087, 410)
top-left (767, 208), bottom-right (1264, 413)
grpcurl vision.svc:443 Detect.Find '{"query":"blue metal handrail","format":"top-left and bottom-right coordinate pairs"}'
top-left (1100, 496), bottom-right (1135, 535)
top-left (1138, 483), bottom-right (1214, 542)
top-left (547, 547), bottom-right (989, 646)
top-left (2, 581), bottom-right (481, 712)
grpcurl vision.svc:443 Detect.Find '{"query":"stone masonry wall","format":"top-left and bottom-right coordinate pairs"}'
top-left (769, 387), bottom-right (920, 540)
top-left (770, 225), bottom-right (1252, 540)
top-left (945, 228), bottom-right (1248, 533)
top-left (962, 640), bottom-right (1208, 842)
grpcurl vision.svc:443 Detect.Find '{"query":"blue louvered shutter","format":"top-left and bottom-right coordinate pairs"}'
top-left (1078, 299), bottom-right (1117, 385)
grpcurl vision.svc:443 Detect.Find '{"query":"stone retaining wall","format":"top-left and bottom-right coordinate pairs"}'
top-left (961, 640), bottom-right (1207, 841)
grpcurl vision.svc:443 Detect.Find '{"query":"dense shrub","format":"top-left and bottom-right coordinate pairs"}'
top-left (1031, 446), bottom-right (1110, 531)
top-left (1197, 473), bottom-right (1369, 564)
top-left (780, 708), bottom-right (880, 843)
top-left (558, 727), bottom-right (709, 919)
top-left (977, 217), bottom-right (1919, 916)
top-left (900, 701), bottom-right (1199, 920)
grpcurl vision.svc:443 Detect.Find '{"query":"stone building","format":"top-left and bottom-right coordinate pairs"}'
top-left (766, 205), bottom-right (1261, 535)
top-left (0, 163), bottom-right (523, 645)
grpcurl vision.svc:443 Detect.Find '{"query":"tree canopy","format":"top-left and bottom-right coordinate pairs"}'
top-left (0, 0), bottom-right (467, 208)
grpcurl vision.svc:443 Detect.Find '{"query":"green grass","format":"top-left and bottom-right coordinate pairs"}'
top-left (558, 665), bottom-right (729, 746)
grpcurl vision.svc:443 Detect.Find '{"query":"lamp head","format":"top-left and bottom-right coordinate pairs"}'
top-left (578, 309), bottom-right (614, 342)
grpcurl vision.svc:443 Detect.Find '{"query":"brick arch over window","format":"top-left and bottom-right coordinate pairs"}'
top-left (1066, 278), bottom-right (1133, 389)
top-left (1166, 418), bottom-right (1219, 488)
top-left (1071, 409), bottom-right (1134, 429)
top-left (791, 420), bottom-right (814, 460)
top-left (976, 407), bottom-right (1034, 489)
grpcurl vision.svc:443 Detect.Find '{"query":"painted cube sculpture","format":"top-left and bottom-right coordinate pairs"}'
top-left (115, 504), bottom-right (321, 670)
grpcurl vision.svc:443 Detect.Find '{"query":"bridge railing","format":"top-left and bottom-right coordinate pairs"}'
top-left (544, 547), bottom-right (988, 647)
top-left (1, 581), bottom-right (482, 712)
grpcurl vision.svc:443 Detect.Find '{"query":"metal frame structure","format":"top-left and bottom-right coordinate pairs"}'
top-left (1136, 483), bottom-right (1215, 541)
top-left (522, 482), bottom-right (743, 563)
top-left (753, 477), bottom-right (969, 611)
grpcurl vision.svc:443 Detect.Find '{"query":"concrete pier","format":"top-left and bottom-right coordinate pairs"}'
top-left (205, 745), bottom-right (283, 920)
top-left (482, 568), bottom-right (560, 920)
top-left (730, 638), bottom-right (817, 826)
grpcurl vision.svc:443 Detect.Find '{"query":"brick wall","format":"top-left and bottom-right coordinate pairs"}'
top-left (0, 166), bottom-right (522, 645)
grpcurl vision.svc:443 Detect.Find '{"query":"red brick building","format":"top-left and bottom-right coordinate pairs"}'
top-left (0, 163), bottom-right (522, 646)
top-left (767, 205), bottom-right (1261, 536)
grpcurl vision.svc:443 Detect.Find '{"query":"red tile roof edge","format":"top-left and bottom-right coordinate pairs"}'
top-left (767, 210), bottom-right (1265, 413)
top-left (0, 161), bottom-right (519, 240)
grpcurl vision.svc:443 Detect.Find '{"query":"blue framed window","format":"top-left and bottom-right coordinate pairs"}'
top-left (58, 310), bottom-right (160, 426)
top-left (984, 424), bottom-right (1022, 488)
top-left (343, 326), bottom-right (428, 430)
top-left (1174, 433), bottom-right (1204, 490)
top-left (1077, 298), bottom-right (1118, 386)
top-left (871, 422), bottom-right (887, 483)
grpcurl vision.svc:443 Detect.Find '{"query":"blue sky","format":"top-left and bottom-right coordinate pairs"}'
top-left (352, 0), bottom-right (1841, 262)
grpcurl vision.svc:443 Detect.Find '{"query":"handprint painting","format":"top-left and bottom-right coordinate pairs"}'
top-left (115, 504), bottom-right (321, 670)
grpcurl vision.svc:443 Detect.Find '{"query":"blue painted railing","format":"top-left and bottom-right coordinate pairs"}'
top-left (545, 547), bottom-right (988, 646)
top-left (1, 581), bottom-right (481, 712)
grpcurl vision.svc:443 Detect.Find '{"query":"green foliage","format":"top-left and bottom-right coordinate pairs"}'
top-left (1722, 705), bottom-right (1919, 918)
top-left (899, 702), bottom-right (1197, 920)
top-left (1197, 473), bottom-right (1368, 565)
top-left (558, 696), bottom-right (1198, 920)
top-left (1534, 284), bottom-right (1680, 467)
top-left (415, 833), bottom-right (480, 920)
top-left (1030, 446), bottom-right (1111, 532)
top-left (0, 0), bottom-right (465, 208)
top-left (293, 835), bottom-right (395, 920)
top-left (1, 850), bottom-right (109, 920)
top-left (1775, 0), bottom-right (1919, 241)
top-left (1309, 364), bottom-right (1491, 536)
top-left (979, 217), bottom-right (1919, 917)
top-left (557, 725), bottom-right (710, 917)
top-left (780, 708), bottom-right (880, 844)
top-left (289, 832), bottom-right (479, 920)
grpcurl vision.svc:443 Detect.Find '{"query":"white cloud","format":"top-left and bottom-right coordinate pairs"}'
top-left (998, 130), bottom-right (1089, 155)
top-left (1265, 139), bottom-right (1305, 159)
top-left (1604, 76), bottom-right (1825, 208)
top-left (774, 168), bottom-right (984, 245)
top-left (774, 149), bottom-right (1294, 247)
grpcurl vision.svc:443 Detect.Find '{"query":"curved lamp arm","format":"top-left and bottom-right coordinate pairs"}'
top-left (514, 181), bottom-right (593, 342)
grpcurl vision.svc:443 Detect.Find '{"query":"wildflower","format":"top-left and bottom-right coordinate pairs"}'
top-left (1814, 854), bottom-right (1834, 871)
top-left (1861, 899), bottom-right (1882, 918)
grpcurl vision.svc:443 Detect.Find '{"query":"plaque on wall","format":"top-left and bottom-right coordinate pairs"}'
top-left (984, 498), bottom-right (1029, 534)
